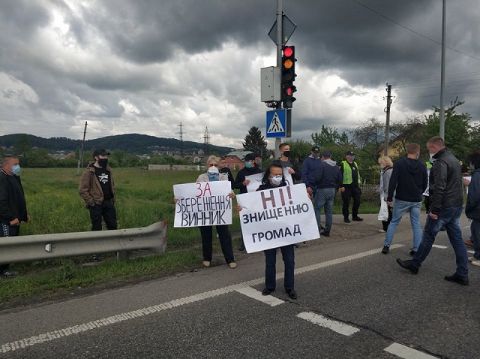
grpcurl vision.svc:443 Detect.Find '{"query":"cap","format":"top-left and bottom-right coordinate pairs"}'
top-left (345, 151), bottom-right (355, 156)
top-left (244, 153), bottom-right (256, 161)
top-left (322, 150), bottom-right (332, 158)
top-left (93, 149), bottom-right (110, 158)
top-left (312, 146), bottom-right (320, 152)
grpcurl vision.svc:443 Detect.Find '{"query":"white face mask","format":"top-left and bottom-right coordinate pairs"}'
top-left (270, 175), bottom-right (283, 186)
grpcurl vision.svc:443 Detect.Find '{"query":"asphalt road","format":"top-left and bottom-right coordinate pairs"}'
top-left (0, 214), bottom-right (478, 359)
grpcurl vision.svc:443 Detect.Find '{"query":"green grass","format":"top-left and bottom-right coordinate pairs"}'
top-left (0, 168), bottom-right (379, 306)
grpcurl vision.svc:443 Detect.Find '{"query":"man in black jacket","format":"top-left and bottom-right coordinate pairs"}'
top-left (382, 144), bottom-right (427, 254)
top-left (234, 153), bottom-right (262, 250)
top-left (397, 137), bottom-right (469, 285)
top-left (0, 155), bottom-right (28, 278)
top-left (312, 151), bottom-right (342, 236)
top-left (465, 150), bottom-right (480, 267)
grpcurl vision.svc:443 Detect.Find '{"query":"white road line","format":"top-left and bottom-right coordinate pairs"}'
top-left (0, 245), bottom-right (403, 354)
top-left (297, 312), bottom-right (360, 336)
top-left (235, 287), bottom-right (284, 307)
top-left (384, 343), bottom-right (438, 359)
top-left (432, 245), bottom-right (448, 249)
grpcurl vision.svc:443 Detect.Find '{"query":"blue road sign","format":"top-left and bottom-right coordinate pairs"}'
top-left (266, 109), bottom-right (287, 138)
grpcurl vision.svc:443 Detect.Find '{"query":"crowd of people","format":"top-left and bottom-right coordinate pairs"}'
top-left (0, 135), bottom-right (478, 298)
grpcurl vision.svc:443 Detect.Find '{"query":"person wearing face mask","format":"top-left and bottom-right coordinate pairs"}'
top-left (339, 151), bottom-right (363, 223)
top-left (196, 156), bottom-right (237, 269)
top-left (79, 149), bottom-right (117, 232)
top-left (397, 137), bottom-right (469, 286)
top-left (0, 155), bottom-right (28, 278)
top-left (233, 153), bottom-right (263, 251)
top-left (257, 161), bottom-right (297, 300)
top-left (278, 143), bottom-right (301, 183)
top-left (381, 144), bottom-right (428, 255)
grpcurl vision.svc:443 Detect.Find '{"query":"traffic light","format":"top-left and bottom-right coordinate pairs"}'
top-left (281, 45), bottom-right (296, 108)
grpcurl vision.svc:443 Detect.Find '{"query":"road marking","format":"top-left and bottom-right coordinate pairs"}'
top-left (297, 312), bottom-right (360, 336)
top-left (235, 287), bottom-right (284, 307)
top-left (0, 245), bottom-right (403, 354)
top-left (384, 343), bottom-right (438, 359)
top-left (432, 245), bottom-right (447, 249)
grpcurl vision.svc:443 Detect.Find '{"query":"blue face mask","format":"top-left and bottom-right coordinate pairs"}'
top-left (245, 161), bottom-right (254, 169)
top-left (208, 172), bottom-right (219, 181)
top-left (11, 164), bottom-right (21, 176)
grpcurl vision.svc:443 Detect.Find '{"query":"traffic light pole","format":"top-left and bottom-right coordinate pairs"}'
top-left (275, 0), bottom-right (283, 159)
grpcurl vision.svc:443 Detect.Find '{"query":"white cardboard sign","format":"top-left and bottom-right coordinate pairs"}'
top-left (237, 183), bottom-right (320, 253)
top-left (174, 181), bottom-right (232, 227)
top-left (245, 168), bottom-right (294, 192)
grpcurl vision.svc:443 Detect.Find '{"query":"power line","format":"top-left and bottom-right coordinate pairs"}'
top-left (352, 0), bottom-right (480, 62)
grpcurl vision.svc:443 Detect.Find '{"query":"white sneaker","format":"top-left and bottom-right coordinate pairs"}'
top-left (228, 262), bottom-right (237, 269)
top-left (378, 229), bottom-right (386, 233)
top-left (202, 261), bottom-right (211, 268)
top-left (471, 259), bottom-right (480, 267)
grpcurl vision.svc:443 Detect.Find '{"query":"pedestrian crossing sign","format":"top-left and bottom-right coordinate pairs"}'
top-left (266, 109), bottom-right (287, 138)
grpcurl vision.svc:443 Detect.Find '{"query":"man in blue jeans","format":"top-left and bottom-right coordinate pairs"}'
top-left (382, 143), bottom-right (428, 254)
top-left (397, 137), bottom-right (469, 286)
top-left (313, 151), bottom-right (342, 237)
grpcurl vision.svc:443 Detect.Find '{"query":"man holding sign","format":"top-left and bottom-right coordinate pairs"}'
top-left (233, 153), bottom-right (262, 251)
top-left (237, 161), bottom-right (320, 300)
top-left (174, 156), bottom-right (237, 269)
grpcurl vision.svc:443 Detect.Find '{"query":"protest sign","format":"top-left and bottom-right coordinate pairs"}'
top-left (236, 183), bottom-right (319, 253)
top-left (174, 181), bottom-right (232, 228)
top-left (245, 168), bottom-right (294, 193)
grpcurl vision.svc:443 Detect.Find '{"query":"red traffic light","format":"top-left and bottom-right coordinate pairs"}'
top-left (283, 46), bottom-right (294, 57)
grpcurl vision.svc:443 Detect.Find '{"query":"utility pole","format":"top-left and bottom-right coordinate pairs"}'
top-left (203, 126), bottom-right (210, 156)
top-left (384, 84), bottom-right (392, 156)
top-left (77, 121), bottom-right (88, 175)
top-left (274, 0), bottom-right (283, 159)
top-left (178, 122), bottom-right (184, 157)
top-left (439, 0), bottom-right (446, 139)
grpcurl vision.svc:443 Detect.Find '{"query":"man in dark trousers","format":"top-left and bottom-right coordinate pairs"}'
top-left (0, 155), bottom-right (28, 278)
top-left (233, 153), bottom-right (262, 251)
top-left (397, 137), bottom-right (469, 285)
top-left (340, 151), bottom-right (363, 223)
top-left (79, 149), bottom-right (117, 231)
top-left (381, 143), bottom-right (428, 255)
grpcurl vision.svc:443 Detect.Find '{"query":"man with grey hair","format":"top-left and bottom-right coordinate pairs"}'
top-left (0, 155), bottom-right (28, 278)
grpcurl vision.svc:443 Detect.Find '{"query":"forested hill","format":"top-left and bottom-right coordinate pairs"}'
top-left (0, 133), bottom-right (232, 154)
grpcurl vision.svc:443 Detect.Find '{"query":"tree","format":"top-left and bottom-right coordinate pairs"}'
top-left (311, 125), bottom-right (349, 147)
top-left (243, 126), bottom-right (268, 159)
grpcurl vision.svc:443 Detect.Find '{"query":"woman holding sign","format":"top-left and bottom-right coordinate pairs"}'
top-left (257, 161), bottom-right (297, 300)
top-left (196, 156), bottom-right (237, 269)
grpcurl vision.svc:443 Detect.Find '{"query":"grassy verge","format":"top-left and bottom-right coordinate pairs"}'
top-left (0, 168), bottom-right (380, 307)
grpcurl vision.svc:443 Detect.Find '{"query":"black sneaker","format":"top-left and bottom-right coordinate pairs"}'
top-left (320, 231), bottom-right (330, 237)
top-left (352, 217), bottom-right (364, 222)
top-left (344, 218), bottom-right (351, 223)
top-left (396, 258), bottom-right (419, 274)
top-left (238, 244), bottom-right (246, 251)
top-left (444, 274), bottom-right (469, 286)
top-left (381, 246), bottom-right (389, 254)
top-left (262, 288), bottom-right (274, 296)
top-left (409, 250), bottom-right (416, 257)
top-left (286, 289), bottom-right (297, 300)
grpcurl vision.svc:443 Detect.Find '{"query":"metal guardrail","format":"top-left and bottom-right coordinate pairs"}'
top-left (0, 221), bottom-right (167, 265)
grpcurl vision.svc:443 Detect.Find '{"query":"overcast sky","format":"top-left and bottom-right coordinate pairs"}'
top-left (0, 0), bottom-right (479, 148)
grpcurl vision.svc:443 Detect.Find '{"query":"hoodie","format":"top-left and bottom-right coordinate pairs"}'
top-left (387, 157), bottom-right (428, 202)
top-left (314, 159), bottom-right (343, 189)
top-left (465, 168), bottom-right (480, 221)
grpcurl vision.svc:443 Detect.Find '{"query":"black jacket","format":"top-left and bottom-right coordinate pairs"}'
top-left (429, 148), bottom-right (464, 215)
top-left (234, 167), bottom-right (263, 193)
top-left (314, 159), bottom-right (342, 189)
top-left (465, 169), bottom-right (480, 220)
top-left (387, 157), bottom-right (428, 202)
top-left (258, 181), bottom-right (286, 191)
top-left (219, 167), bottom-right (235, 187)
top-left (0, 170), bottom-right (28, 223)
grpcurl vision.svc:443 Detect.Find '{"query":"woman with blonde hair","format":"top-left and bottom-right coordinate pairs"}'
top-left (196, 155), bottom-right (237, 269)
top-left (378, 156), bottom-right (394, 232)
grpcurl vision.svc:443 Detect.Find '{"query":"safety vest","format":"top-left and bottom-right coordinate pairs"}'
top-left (341, 160), bottom-right (361, 185)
